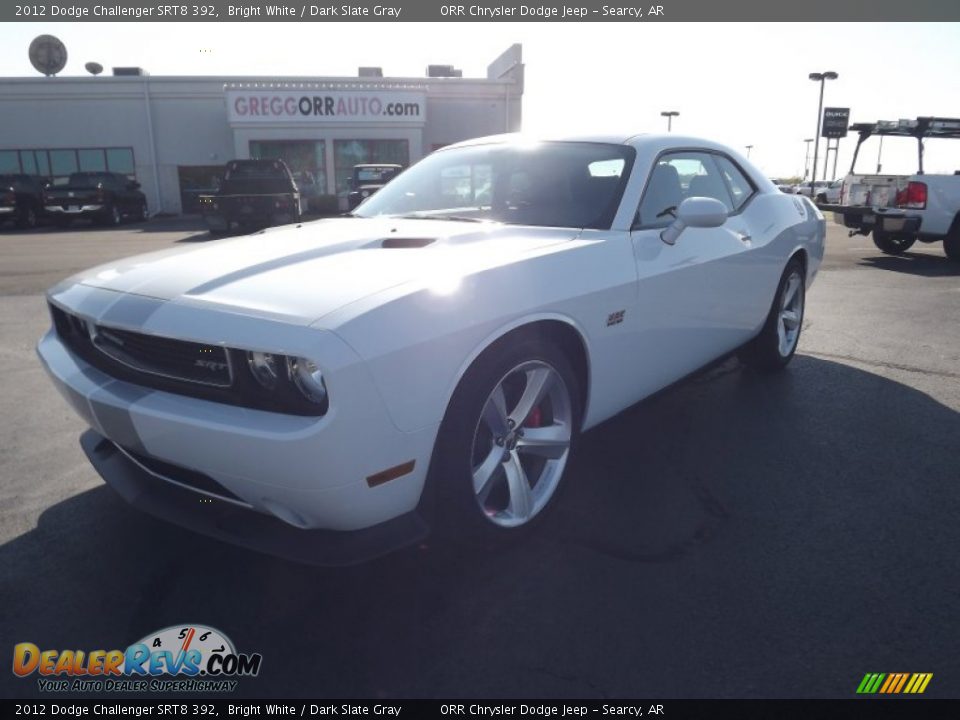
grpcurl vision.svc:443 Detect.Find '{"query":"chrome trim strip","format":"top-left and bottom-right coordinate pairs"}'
top-left (113, 443), bottom-right (253, 510)
top-left (45, 205), bottom-right (104, 213)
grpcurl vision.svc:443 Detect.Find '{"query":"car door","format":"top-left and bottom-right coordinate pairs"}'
top-left (626, 150), bottom-right (760, 394)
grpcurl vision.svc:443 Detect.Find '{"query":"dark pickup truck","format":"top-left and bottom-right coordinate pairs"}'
top-left (44, 172), bottom-right (147, 227)
top-left (0, 174), bottom-right (46, 229)
top-left (200, 159), bottom-right (302, 235)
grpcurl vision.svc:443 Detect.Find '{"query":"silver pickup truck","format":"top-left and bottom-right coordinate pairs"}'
top-left (829, 117), bottom-right (960, 262)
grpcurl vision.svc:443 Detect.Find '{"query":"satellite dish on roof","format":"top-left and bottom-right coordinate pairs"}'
top-left (29, 35), bottom-right (68, 76)
top-left (85, 62), bottom-right (104, 76)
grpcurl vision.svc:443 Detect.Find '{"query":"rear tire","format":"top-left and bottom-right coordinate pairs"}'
top-left (873, 230), bottom-right (916, 255)
top-left (738, 257), bottom-right (806, 373)
top-left (430, 337), bottom-right (581, 547)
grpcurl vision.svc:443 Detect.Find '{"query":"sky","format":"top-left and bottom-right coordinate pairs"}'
top-left (2, 21), bottom-right (960, 178)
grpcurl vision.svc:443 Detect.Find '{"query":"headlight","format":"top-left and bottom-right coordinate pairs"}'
top-left (287, 356), bottom-right (327, 404)
top-left (247, 351), bottom-right (279, 389)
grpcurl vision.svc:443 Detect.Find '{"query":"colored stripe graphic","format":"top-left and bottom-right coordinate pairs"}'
top-left (858, 672), bottom-right (932, 694)
top-left (892, 673), bottom-right (909, 693)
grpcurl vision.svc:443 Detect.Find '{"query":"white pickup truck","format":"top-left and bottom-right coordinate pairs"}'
top-left (830, 117), bottom-right (960, 261)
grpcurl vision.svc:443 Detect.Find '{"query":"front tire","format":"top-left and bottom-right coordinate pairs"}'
top-left (17, 205), bottom-right (38, 229)
top-left (431, 338), bottom-right (581, 544)
top-left (873, 230), bottom-right (916, 255)
top-left (739, 257), bottom-right (806, 372)
top-left (102, 204), bottom-right (122, 226)
top-left (944, 228), bottom-right (960, 262)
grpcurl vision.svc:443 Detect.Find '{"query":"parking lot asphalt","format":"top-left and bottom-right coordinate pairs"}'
top-left (1, 218), bottom-right (958, 699)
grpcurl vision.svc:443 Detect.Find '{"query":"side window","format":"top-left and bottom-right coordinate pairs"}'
top-left (636, 151), bottom-right (733, 228)
top-left (712, 155), bottom-right (756, 212)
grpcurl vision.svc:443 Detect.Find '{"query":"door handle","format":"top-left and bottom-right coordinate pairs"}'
top-left (737, 232), bottom-right (752, 243)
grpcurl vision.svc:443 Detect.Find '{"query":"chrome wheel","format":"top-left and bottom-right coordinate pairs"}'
top-left (470, 360), bottom-right (573, 528)
top-left (777, 270), bottom-right (804, 358)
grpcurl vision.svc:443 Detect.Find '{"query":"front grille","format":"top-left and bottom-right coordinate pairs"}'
top-left (93, 326), bottom-right (232, 387)
top-left (51, 304), bottom-right (232, 388)
top-left (48, 303), bottom-right (327, 417)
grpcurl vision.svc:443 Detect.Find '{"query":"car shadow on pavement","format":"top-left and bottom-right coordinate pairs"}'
top-left (858, 252), bottom-right (959, 276)
top-left (2, 355), bottom-right (958, 699)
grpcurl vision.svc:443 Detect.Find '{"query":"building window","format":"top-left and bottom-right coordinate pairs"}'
top-left (106, 148), bottom-right (135, 175)
top-left (78, 149), bottom-right (107, 172)
top-left (334, 139), bottom-right (409, 194)
top-left (0, 147), bottom-right (135, 183)
top-left (49, 150), bottom-right (79, 179)
top-left (0, 151), bottom-right (19, 174)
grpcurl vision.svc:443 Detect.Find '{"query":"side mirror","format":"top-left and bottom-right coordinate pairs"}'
top-left (127, 181), bottom-right (141, 190)
top-left (660, 196), bottom-right (728, 246)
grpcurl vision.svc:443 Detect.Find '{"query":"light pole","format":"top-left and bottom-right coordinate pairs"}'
top-left (661, 110), bottom-right (679, 132)
top-left (745, 144), bottom-right (753, 159)
top-left (808, 71), bottom-right (838, 198)
top-left (803, 138), bottom-right (813, 180)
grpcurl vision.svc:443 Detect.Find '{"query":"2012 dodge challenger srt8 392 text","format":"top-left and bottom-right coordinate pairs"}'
top-left (37, 133), bottom-right (825, 565)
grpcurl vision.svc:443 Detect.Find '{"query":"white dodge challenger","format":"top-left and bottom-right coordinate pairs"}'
top-left (38, 133), bottom-right (825, 564)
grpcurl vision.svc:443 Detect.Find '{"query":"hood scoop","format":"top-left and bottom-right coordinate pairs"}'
top-left (379, 237), bottom-right (436, 249)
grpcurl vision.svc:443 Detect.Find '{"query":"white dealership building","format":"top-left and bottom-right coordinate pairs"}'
top-left (0, 45), bottom-right (523, 214)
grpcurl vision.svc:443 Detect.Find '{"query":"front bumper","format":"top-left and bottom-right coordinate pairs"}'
top-left (46, 204), bottom-right (105, 218)
top-left (37, 290), bottom-right (440, 561)
top-left (80, 430), bottom-right (428, 565)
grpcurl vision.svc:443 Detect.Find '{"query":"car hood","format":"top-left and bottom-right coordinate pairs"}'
top-left (69, 217), bottom-right (580, 325)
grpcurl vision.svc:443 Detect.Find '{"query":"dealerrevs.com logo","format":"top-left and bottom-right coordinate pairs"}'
top-left (12, 624), bottom-right (262, 693)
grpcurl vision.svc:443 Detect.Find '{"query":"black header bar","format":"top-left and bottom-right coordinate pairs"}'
top-left (4, 1), bottom-right (960, 22)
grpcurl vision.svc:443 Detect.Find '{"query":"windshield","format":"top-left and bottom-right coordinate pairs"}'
top-left (354, 141), bottom-right (635, 229)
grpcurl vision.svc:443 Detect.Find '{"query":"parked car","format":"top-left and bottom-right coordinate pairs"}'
top-left (771, 179), bottom-right (796, 194)
top-left (346, 164), bottom-right (403, 210)
top-left (38, 132), bottom-right (825, 565)
top-left (199, 159), bottom-right (301, 234)
top-left (796, 180), bottom-right (832, 199)
top-left (816, 179), bottom-right (843, 205)
top-left (832, 117), bottom-right (960, 260)
top-left (44, 172), bottom-right (147, 227)
top-left (0, 174), bottom-right (46, 229)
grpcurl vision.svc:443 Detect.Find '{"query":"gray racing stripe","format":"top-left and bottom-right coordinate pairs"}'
top-left (92, 384), bottom-right (153, 456)
top-left (99, 293), bottom-right (164, 329)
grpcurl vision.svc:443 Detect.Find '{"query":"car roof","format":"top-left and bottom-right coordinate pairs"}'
top-left (443, 132), bottom-right (741, 155)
